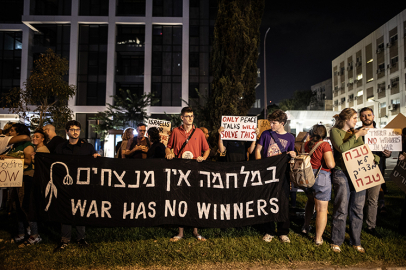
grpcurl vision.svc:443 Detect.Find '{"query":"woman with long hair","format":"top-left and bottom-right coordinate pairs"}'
top-left (118, 128), bottom-right (134, 159)
top-left (329, 108), bottom-right (379, 253)
top-left (301, 124), bottom-right (335, 245)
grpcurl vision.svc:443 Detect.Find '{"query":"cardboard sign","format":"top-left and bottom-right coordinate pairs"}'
top-left (220, 116), bottom-right (257, 142)
top-left (342, 144), bottom-right (384, 192)
top-left (365, 128), bottom-right (402, 151)
top-left (0, 159), bottom-right (24, 188)
top-left (257, 119), bottom-right (270, 140)
top-left (147, 119), bottom-right (171, 146)
top-left (384, 113), bottom-right (406, 129)
top-left (391, 160), bottom-right (406, 194)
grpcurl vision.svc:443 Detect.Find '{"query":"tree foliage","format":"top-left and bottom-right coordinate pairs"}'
top-left (278, 90), bottom-right (316, 111)
top-left (91, 89), bottom-right (156, 140)
top-left (2, 48), bottom-right (75, 130)
top-left (204, 0), bottom-right (265, 133)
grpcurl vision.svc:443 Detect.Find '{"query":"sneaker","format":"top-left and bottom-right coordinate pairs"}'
top-left (18, 235), bottom-right (42, 248)
top-left (77, 238), bottom-right (89, 248)
top-left (26, 227), bottom-right (31, 236)
top-left (279, 235), bottom-right (290, 243)
top-left (365, 228), bottom-right (382, 238)
top-left (13, 235), bottom-right (25, 244)
top-left (262, 234), bottom-right (274, 242)
top-left (53, 242), bottom-right (69, 253)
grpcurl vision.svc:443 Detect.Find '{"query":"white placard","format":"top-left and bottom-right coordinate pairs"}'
top-left (0, 159), bottom-right (24, 188)
top-left (364, 128), bottom-right (402, 151)
top-left (147, 118), bottom-right (171, 146)
top-left (220, 116), bottom-right (257, 141)
top-left (342, 144), bottom-right (384, 192)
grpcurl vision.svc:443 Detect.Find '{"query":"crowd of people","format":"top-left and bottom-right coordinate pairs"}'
top-left (0, 106), bottom-right (405, 254)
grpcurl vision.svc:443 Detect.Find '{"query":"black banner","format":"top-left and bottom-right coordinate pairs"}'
top-left (391, 160), bottom-right (406, 194)
top-left (35, 153), bottom-right (290, 228)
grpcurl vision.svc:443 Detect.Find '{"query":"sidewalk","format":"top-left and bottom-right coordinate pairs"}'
top-left (384, 152), bottom-right (400, 181)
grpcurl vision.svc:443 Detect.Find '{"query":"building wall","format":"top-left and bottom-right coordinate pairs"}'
top-left (309, 78), bottom-right (332, 111)
top-left (332, 9), bottom-right (406, 128)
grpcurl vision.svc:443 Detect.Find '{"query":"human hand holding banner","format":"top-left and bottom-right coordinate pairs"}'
top-left (220, 116), bottom-right (257, 141)
top-left (342, 144), bottom-right (384, 192)
top-left (0, 159), bottom-right (23, 188)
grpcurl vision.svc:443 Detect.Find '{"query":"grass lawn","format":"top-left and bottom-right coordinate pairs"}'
top-left (1, 181), bottom-right (406, 269)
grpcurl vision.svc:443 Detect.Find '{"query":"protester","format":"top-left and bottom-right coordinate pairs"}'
top-left (301, 124), bottom-right (335, 245)
top-left (117, 127), bottom-right (134, 158)
top-left (358, 107), bottom-right (391, 238)
top-left (218, 126), bottom-right (259, 162)
top-left (53, 120), bottom-right (100, 252)
top-left (330, 108), bottom-right (379, 253)
top-left (200, 127), bottom-right (217, 159)
top-left (398, 128), bottom-right (406, 235)
top-left (125, 123), bottom-right (148, 159)
top-left (255, 109), bottom-right (296, 243)
top-left (4, 123), bottom-right (35, 244)
top-left (43, 124), bottom-right (66, 154)
top-left (165, 106), bottom-right (210, 241)
top-left (17, 129), bottom-right (50, 247)
top-left (147, 127), bottom-right (165, 158)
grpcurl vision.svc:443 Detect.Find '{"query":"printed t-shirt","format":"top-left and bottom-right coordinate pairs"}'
top-left (304, 140), bottom-right (332, 172)
top-left (167, 125), bottom-right (209, 159)
top-left (258, 131), bottom-right (295, 157)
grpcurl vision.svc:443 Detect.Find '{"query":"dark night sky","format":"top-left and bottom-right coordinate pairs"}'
top-left (257, 2), bottom-right (406, 105)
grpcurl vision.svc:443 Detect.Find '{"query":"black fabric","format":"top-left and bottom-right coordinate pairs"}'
top-left (46, 136), bottom-right (67, 154)
top-left (55, 139), bottom-right (96, 156)
top-left (34, 153), bottom-right (290, 228)
top-left (115, 141), bottom-right (123, 158)
top-left (147, 142), bottom-right (165, 159)
top-left (126, 137), bottom-right (149, 159)
top-left (223, 140), bottom-right (251, 162)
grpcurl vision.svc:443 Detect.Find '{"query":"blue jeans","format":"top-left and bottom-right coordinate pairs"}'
top-left (331, 170), bottom-right (366, 246)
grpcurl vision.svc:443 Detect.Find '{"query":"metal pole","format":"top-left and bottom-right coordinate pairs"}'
top-left (264, 27), bottom-right (270, 119)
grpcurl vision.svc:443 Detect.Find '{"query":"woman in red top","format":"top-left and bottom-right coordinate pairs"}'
top-left (301, 124), bottom-right (335, 245)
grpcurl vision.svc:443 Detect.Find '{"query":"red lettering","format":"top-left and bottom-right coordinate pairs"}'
top-left (365, 176), bottom-right (373, 185)
top-left (235, 117), bottom-right (239, 122)
top-left (345, 152), bottom-right (352, 161)
top-left (355, 178), bottom-right (363, 187)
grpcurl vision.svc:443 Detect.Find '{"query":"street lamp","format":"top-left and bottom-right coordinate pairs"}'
top-left (367, 97), bottom-right (381, 128)
top-left (264, 27), bottom-right (270, 119)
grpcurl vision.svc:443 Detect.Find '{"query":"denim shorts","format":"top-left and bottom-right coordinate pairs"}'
top-left (304, 169), bottom-right (332, 201)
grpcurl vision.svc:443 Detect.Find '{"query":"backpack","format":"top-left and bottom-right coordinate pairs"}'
top-left (289, 141), bottom-right (324, 188)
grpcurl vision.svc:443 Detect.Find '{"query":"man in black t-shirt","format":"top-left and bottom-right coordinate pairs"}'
top-left (43, 124), bottom-right (66, 154)
top-left (218, 127), bottom-right (258, 162)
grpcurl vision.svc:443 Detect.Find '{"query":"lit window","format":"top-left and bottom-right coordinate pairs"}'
top-left (367, 59), bottom-right (373, 63)
top-left (357, 74), bottom-right (363, 80)
top-left (367, 78), bottom-right (374, 82)
top-left (357, 90), bottom-right (363, 96)
top-left (380, 102), bottom-right (386, 108)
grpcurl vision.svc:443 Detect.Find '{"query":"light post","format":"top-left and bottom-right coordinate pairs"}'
top-left (263, 27), bottom-right (270, 119)
top-left (367, 97), bottom-right (381, 128)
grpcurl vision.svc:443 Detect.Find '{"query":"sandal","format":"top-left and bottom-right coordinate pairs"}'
top-left (194, 234), bottom-right (206, 241)
top-left (353, 245), bottom-right (365, 253)
top-left (315, 239), bottom-right (323, 246)
top-left (169, 236), bottom-right (183, 242)
top-left (330, 244), bottom-right (341, 253)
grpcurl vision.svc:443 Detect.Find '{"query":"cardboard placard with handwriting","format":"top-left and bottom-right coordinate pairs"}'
top-left (390, 160), bottom-right (406, 194)
top-left (0, 159), bottom-right (24, 188)
top-left (365, 128), bottom-right (402, 151)
top-left (257, 120), bottom-right (270, 140)
top-left (342, 144), bottom-right (384, 192)
top-left (147, 119), bottom-right (171, 146)
top-left (220, 116), bottom-right (257, 142)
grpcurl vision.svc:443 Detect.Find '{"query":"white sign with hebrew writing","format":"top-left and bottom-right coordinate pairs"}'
top-left (0, 159), bottom-right (24, 188)
top-left (342, 144), bottom-right (384, 192)
top-left (220, 116), bottom-right (257, 141)
top-left (147, 118), bottom-right (171, 146)
top-left (364, 128), bottom-right (402, 151)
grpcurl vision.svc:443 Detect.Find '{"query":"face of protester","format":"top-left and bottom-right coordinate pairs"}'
top-left (181, 112), bottom-right (194, 126)
top-left (8, 127), bottom-right (18, 137)
top-left (43, 126), bottom-right (50, 136)
top-left (137, 126), bottom-right (146, 138)
top-left (360, 110), bottom-right (374, 127)
top-left (269, 120), bottom-right (284, 133)
top-left (32, 133), bottom-right (45, 146)
top-left (345, 113), bottom-right (358, 129)
top-left (66, 125), bottom-right (81, 140)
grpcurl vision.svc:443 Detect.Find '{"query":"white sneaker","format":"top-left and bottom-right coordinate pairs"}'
top-left (262, 234), bottom-right (274, 242)
top-left (279, 235), bottom-right (290, 243)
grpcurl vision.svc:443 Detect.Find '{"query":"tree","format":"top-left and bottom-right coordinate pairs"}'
top-left (91, 89), bottom-right (156, 140)
top-left (279, 90), bottom-right (316, 111)
top-left (204, 0), bottom-right (265, 133)
top-left (2, 48), bottom-right (75, 130)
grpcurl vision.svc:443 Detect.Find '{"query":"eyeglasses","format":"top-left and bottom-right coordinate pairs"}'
top-left (69, 129), bottom-right (81, 132)
top-left (183, 115), bottom-right (194, 119)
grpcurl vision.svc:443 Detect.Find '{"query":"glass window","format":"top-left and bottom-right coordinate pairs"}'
top-left (30, 0), bottom-right (72, 15)
top-left (116, 0), bottom-right (145, 16)
top-left (77, 25), bottom-right (108, 106)
top-left (79, 0), bottom-right (109, 16)
top-left (357, 90), bottom-right (363, 96)
top-left (0, 0), bottom-right (24, 23)
top-left (153, 0), bottom-right (183, 17)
